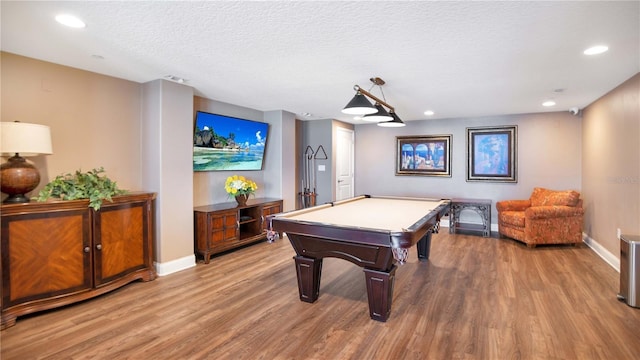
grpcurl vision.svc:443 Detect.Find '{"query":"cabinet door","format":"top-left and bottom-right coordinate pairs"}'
top-left (1, 209), bottom-right (92, 309)
top-left (261, 202), bottom-right (282, 232)
top-left (210, 210), bottom-right (239, 245)
top-left (93, 199), bottom-right (153, 287)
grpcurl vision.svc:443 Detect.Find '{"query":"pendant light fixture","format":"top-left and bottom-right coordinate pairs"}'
top-left (342, 77), bottom-right (404, 126)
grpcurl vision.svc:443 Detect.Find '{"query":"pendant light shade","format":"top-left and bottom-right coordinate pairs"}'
top-left (362, 103), bottom-right (393, 122)
top-left (377, 111), bottom-right (405, 127)
top-left (342, 92), bottom-right (377, 115)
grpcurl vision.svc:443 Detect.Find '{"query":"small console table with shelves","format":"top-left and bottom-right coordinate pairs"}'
top-left (448, 198), bottom-right (492, 237)
top-left (194, 197), bottom-right (283, 264)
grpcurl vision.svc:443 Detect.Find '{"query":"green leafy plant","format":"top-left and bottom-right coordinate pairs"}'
top-left (36, 167), bottom-right (127, 210)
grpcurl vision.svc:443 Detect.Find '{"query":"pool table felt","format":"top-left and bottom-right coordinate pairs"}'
top-left (280, 197), bottom-right (446, 232)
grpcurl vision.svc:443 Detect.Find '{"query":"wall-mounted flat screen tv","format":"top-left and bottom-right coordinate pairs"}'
top-left (193, 111), bottom-right (269, 171)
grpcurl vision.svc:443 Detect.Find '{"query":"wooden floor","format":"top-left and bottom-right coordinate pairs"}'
top-left (2, 231), bottom-right (639, 359)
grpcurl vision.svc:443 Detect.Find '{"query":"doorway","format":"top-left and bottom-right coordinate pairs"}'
top-left (336, 127), bottom-right (354, 201)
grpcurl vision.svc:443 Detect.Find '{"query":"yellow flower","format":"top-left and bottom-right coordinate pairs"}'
top-left (225, 175), bottom-right (257, 198)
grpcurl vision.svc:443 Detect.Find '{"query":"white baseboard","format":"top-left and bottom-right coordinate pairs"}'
top-left (583, 233), bottom-right (620, 272)
top-left (154, 254), bottom-right (197, 276)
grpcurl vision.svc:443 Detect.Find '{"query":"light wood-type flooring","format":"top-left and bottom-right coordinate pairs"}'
top-left (2, 231), bottom-right (639, 359)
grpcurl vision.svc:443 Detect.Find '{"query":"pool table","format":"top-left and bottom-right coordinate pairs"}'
top-left (268, 195), bottom-right (450, 322)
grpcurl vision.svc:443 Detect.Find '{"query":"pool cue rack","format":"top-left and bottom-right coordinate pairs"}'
top-left (299, 145), bottom-right (327, 208)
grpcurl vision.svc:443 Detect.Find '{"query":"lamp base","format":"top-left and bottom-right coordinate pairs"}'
top-left (3, 194), bottom-right (31, 204)
top-left (1, 154), bottom-right (40, 204)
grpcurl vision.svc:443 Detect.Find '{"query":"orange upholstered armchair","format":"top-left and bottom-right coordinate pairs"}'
top-left (496, 187), bottom-right (584, 247)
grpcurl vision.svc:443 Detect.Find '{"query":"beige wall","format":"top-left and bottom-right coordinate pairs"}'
top-left (1, 53), bottom-right (295, 274)
top-left (1, 52), bottom-right (197, 274)
top-left (582, 73), bottom-right (640, 259)
top-left (1, 52), bottom-right (143, 196)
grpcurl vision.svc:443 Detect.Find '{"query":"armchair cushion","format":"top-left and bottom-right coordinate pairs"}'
top-left (525, 205), bottom-right (584, 219)
top-left (530, 187), bottom-right (580, 207)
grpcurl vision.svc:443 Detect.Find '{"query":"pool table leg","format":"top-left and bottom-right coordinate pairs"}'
top-left (417, 230), bottom-right (433, 261)
top-left (293, 255), bottom-right (322, 303)
top-left (364, 265), bottom-right (397, 322)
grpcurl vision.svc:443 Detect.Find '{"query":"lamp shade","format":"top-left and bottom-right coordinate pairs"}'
top-left (1, 122), bottom-right (53, 156)
top-left (377, 111), bottom-right (406, 127)
top-left (1, 122), bottom-right (53, 203)
top-left (342, 92), bottom-right (378, 115)
top-left (362, 104), bottom-right (393, 122)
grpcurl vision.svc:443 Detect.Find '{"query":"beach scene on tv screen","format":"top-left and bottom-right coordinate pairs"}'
top-left (193, 112), bottom-right (268, 171)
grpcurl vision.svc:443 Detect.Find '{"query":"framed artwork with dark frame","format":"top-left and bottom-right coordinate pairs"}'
top-left (466, 125), bottom-right (517, 182)
top-left (396, 135), bottom-right (452, 177)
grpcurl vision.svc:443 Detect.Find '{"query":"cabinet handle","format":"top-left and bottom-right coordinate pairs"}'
top-left (96, 244), bottom-right (103, 251)
top-left (236, 221), bottom-right (240, 229)
top-left (84, 246), bottom-right (90, 253)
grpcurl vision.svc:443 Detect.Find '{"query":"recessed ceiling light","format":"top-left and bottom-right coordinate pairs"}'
top-left (424, 110), bottom-right (435, 116)
top-left (302, 112), bottom-right (312, 117)
top-left (55, 14), bottom-right (86, 28)
top-left (542, 100), bottom-right (556, 107)
top-left (583, 45), bottom-right (608, 55)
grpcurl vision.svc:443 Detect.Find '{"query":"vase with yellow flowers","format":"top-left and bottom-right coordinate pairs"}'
top-left (224, 175), bottom-right (258, 206)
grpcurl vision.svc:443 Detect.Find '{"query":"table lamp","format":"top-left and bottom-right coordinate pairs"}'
top-left (1, 121), bottom-right (53, 203)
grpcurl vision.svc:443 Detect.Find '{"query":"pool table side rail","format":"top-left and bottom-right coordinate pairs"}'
top-left (390, 199), bottom-right (450, 248)
top-left (269, 198), bottom-right (450, 250)
top-left (270, 218), bottom-right (396, 248)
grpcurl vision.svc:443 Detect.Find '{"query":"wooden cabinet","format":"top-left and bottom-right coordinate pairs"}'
top-left (1, 193), bottom-right (156, 329)
top-left (194, 198), bottom-right (283, 264)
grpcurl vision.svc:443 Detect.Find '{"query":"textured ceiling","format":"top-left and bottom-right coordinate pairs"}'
top-left (1, 1), bottom-right (639, 124)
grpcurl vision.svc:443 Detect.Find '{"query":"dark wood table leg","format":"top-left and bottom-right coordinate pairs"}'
top-left (363, 265), bottom-right (397, 322)
top-left (293, 255), bottom-right (322, 303)
top-left (416, 230), bottom-right (433, 261)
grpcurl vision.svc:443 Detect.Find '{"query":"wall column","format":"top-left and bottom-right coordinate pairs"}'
top-left (142, 79), bottom-right (195, 275)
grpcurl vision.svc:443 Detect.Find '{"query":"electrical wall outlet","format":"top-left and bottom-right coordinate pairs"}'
top-left (617, 228), bottom-right (622, 239)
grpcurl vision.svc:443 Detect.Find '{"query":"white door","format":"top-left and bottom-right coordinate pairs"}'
top-left (336, 127), bottom-right (354, 200)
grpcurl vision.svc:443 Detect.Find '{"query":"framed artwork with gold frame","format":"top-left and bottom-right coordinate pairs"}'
top-left (396, 135), bottom-right (452, 177)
